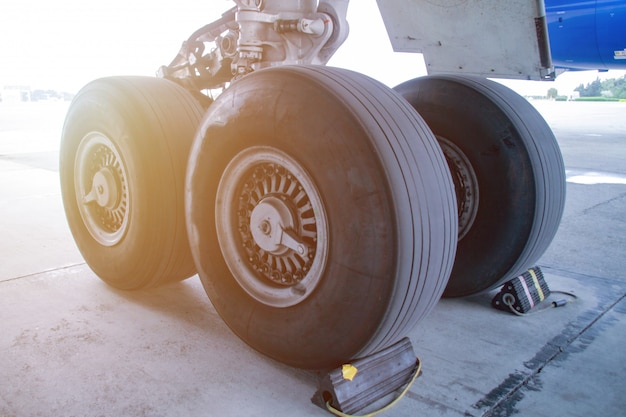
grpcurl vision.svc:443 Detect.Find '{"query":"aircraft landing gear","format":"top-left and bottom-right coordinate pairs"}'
top-left (57, 0), bottom-right (567, 376)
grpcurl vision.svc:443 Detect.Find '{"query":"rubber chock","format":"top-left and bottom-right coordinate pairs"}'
top-left (492, 266), bottom-right (551, 314)
top-left (312, 337), bottom-right (419, 415)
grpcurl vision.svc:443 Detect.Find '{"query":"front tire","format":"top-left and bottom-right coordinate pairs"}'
top-left (60, 76), bottom-right (204, 289)
top-left (186, 66), bottom-right (458, 369)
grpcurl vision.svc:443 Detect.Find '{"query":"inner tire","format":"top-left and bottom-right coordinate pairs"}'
top-left (186, 66), bottom-right (457, 369)
top-left (60, 76), bottom-right (204, 289)
top-left (395, 75), bottom-right (566, 297)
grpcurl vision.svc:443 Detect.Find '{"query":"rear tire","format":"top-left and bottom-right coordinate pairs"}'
top-left (60, 76), bottom-right (204, 289)
top-left (186, 66), bottom-right (457, 369)
top-left (395, 75), bottom-right (566, 296)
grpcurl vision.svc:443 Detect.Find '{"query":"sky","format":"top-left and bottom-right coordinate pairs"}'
top-left (1, 0), bottom-right (623, 95)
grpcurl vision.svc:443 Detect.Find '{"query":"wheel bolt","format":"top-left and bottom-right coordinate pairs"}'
top-left (260, 220), bottom-right (271, 235)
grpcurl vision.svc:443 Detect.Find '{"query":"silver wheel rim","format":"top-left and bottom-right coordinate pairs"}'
top-left (216, 146), bottom-right (328, 308)
top-left (438, 136), bottom-right (479, 241)
top-left (74, 132), bottom-right (130, 246)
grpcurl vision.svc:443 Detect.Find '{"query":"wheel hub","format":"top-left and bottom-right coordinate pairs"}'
top-left (216, 146), bottom-right (328, 307)
top-left (236, 162), bottom-right (315, 286)
top-left (75, 132), bottom-right (130, 246)
top-left (438, 136), bottom-right (479, 241)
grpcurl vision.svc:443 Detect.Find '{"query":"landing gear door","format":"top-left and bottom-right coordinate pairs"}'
top-left (376, 0), bottom-right (554, 80)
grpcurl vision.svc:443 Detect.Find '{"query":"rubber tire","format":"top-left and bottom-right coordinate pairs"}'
top-left (186, 66), bottom-right (458, 369)
top-left (395, 75), bottom-right (566, 297)
top-left (60, 76), bottom-right (204, 289)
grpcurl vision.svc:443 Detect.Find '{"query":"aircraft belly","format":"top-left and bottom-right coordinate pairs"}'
top-left (376, 0), bottom-right (554, 80)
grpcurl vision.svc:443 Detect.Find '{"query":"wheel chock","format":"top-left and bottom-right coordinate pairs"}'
top-left (492, 266), bottom-right (551, 314)
top-left (312, 337), bottom-right (420, 415)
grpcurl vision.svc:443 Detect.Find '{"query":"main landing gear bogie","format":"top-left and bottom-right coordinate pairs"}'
top-left (60, 68), bottom-right (565, 369)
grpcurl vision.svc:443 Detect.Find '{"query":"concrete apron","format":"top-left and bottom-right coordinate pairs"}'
top-left (1, 264), bottom-right (624, 417)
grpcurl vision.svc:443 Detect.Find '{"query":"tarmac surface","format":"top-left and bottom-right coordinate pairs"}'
top-left (1, 98), bottom-right (625, 416)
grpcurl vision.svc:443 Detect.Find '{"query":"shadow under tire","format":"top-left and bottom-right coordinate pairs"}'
top-left (186, 66), bottom-right (457, 369)
top-left (395, 75), bottom-right (566, 297)
top-left (60, 76), bottom-right (204, 289)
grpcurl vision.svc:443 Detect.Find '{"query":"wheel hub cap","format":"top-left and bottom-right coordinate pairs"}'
top-left (89, 168), bottom-right (119, 209)
top-left (249, 195), bottom-right (311, 258)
